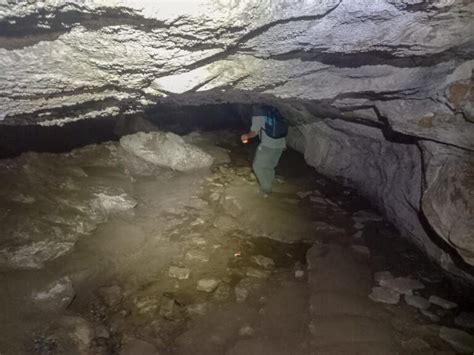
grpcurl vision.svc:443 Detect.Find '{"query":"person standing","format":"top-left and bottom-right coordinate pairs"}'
top-left (241, 105), bottom-right (288, 195)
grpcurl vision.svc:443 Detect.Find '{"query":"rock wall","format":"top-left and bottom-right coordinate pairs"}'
top-left (0, 0), bottom-right (473, 277)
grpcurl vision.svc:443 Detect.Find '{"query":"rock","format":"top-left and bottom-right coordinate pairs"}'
top-left (379, 277), bottom-right (424, 295)
top-left (59, 316), bottom-right (95, 353)
top-left (92, 192), bottom-right (137, 214)
top-left (213, 283), bottom-right (231, 301)
top-left (420, 142), bottom-right (474, 267)
top-left (374, 271), bottom-right (394, 285)
top-left (238, 326), bottom-right (255, 337)
top-left (159, 298), bottom-right (176, 319)
top-left (439, 327), bottom-right (474, 353)
top-left (352, 245), bottom-right (370, 257)
top-left (185, 250), bottom-right (209, 263)
top-left (296, 191), bottom-right (312, 199)
top-left (120, 339), bottom-right (160, 355)
top-left (421, 310), bottom-right (440, 323)
top-left (33, 276), bottom-right (75, 311)
top-left (210, 192), bottom-right (221, 201)
top-left (312, 221), bottom-right (345, 234)
top-left (187, 303), bottom-right (208, 316)
top-left (251, 255), bottom-right (275, 270)
top-left (168, 266), bottom-right (190, 280)
top-left (190, 217), bottom-right (205, 226)
top-left (0, 239), bottom-right (75, 270)
top-left (133, 297), bottom-right (160, 315)
top-left (234, 278), bottom-right (263, 303)
top-left (95, 326), bottom-right (110, 339)
top-left (455, 312), bottom-right (474, 329)
top-left (246, 268), bottom-right (270, 279)
top-left (196, 279), bottom-right (219, 292)
top-left (368, 286), bottom-right (400, 305)
top-left (288, 118), bottom-right (474, 283)
top-left (98, 285), bottom-right (122, 307)
top-left (235, 285), bottom-right (249, 303)
top-left (429, 295), bottom-right (458, 310)
top-left (309, 196), bottom-right (326, 204)
top-left (220, 195), bottom-right (244, 218)
top-left (120, 131), bottom-right (214, 172)
top-left (404, 295), bottom-right (430, 310)
top-left (295, 270), bottom-right (305, 279)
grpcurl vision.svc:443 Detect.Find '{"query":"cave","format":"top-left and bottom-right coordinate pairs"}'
top-left (0, 1), bottom-right (473, 354)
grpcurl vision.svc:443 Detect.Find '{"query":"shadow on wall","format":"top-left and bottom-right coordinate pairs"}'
top-left (0, 103), bottom-right (251, 158)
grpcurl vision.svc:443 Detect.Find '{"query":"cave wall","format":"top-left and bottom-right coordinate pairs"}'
top-left (0, 0), bottom-right (473, 278)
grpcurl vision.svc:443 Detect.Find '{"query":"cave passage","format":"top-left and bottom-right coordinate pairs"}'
top-left (0, 105), bottom-right (473, 354)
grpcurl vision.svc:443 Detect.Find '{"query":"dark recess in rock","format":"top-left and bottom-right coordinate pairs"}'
top-left (0, 6), bottom-right (169, 50)
top-left (266, 44), bottom-right (474, 69)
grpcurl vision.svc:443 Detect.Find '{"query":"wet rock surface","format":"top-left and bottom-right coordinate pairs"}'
top-left (0, 130), bottom-right (473, 354)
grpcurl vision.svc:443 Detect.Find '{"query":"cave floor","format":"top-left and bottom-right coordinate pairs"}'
top-left (0, 130), bottom-right (472, 354)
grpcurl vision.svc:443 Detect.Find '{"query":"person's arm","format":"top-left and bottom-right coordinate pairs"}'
top-left (241, 116), bottom-right (263, 143)
top-left (241, 130), bottom-right (258, 143)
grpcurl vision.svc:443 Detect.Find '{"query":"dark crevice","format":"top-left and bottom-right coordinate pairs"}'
top-left (418, 210), bottom-right (474, 287)
top-left (263, 44), bottom-right (474, 68)
top-left (0, 6), bottom-right (168, 49)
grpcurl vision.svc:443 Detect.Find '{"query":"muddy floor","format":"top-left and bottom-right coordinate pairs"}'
top-left (0, 130), bottom-right (473, 355)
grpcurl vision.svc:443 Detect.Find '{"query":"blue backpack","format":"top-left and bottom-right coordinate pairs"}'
top-left (264, 108), bottom-right (288, 139)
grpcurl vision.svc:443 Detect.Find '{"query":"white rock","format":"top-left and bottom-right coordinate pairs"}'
top-left (120, 132), bottom-right (214, 172)
top-left (246, 268), bottom-right (270, 279)
top-left (33, 276), bottom-right (75, 311)
top-left (185, 250), bottom-right (209, 263)
top-left (295, 270), bottom-right (305, 279)
top-left (239, 326), bottom-right (255, 336)
top-left (369, 286), bottom-right (400, 305)
top-left (196, 279), bottom-right (219, 292)
top-left (429, 295), bottom-right (458, 310)
top-left (92, 192), bottom-right (137, 213)
top-left (59, 316), bottom-right (95, 353)
top-left (168, 266), bottom-right (190, 280)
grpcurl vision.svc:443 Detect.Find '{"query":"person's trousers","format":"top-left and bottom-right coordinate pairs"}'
top-left (252, 144), bottom-right (284, 193)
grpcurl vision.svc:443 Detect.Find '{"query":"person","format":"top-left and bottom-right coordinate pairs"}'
top-left (241, 105), bottom-right (287, 195)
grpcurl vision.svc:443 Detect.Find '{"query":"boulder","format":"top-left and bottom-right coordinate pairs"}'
top-left (32, 276), bottom-right (75, 311)
top-left (120, 132), bottom-right (214, 172)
